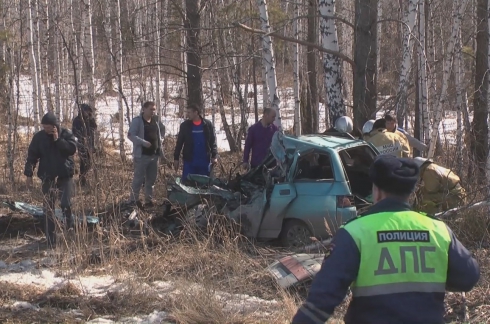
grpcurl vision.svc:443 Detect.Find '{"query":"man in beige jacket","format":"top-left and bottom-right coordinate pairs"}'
top-left (366, 119), bottom-right (411, 158)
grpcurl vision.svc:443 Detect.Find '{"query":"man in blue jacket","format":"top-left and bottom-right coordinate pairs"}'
top-left (292, 155), bottom-right (480, 324)
top-left (24, 112), bottom-right (78, 247)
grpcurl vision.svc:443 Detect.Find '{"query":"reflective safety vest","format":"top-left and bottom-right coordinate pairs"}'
top-left (343, 211), bottom-right (451, 297)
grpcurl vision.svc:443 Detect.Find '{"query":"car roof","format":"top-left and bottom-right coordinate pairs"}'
top-left (287, 134), bottom-right (367, 151)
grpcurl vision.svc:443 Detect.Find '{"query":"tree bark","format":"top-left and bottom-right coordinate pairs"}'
top-left (185, 0), bottom-right (203, 110)
top-left (353, 0), bottom-right (378, 129)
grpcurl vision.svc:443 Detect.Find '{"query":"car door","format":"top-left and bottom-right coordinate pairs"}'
top-left (284, 149), bottom-right (339, 239)
top-left (257, 151), bottom-right (299, 239)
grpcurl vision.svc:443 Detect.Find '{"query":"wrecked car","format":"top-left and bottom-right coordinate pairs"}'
top-left (165, 131), bottom-right (377, 247)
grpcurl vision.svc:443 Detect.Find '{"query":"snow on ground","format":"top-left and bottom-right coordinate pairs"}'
top-left (0, 258), bottom-right (279, 323)
top-left (12, 75), bottom-right (467, 156)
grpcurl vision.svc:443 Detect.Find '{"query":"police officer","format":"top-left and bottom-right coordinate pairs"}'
top-left (413, 157), bottom-right (466, 214)
top-left (366, 118), bottom-right (411, 158)
top-left (292, 155), bottom-right (480, 324)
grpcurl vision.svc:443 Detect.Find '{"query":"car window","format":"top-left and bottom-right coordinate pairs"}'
top-left (294, 152), bottom-right (334, 181)
top-left (338, 145), bottom-right (376, 198)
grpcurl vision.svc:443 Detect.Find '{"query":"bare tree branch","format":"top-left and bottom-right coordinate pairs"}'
top-left (234, 22), bottom-right (355, 67)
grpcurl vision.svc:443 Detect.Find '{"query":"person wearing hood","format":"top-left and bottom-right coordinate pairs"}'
top-left (72, 103), bottom-right (97, 186)
top-left (24, 112), bottom-right (78, 247)
top-left (365, 118), bottom-right (411, 158)
top-left (127, 101), bottom-right (166, 207)
top-left (413, 157), bottom-right (466, 214)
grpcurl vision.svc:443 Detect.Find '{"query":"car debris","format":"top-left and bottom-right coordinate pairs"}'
top-left (267, 253), bottom-right (325, 289)
top-left (3, 201), bottom-right (99, 224)
top-left (164, 131), bottom-right (377, 247)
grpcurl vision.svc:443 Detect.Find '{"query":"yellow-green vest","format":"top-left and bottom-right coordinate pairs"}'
top-left (343, 211), bottom-right (451, 297)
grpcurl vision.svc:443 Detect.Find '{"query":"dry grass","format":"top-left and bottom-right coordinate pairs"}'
top-left (0, 132), bottom-right (488, 323)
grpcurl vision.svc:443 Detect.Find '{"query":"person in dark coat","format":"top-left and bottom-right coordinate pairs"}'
top-left (72, 104), bottom-right (97, 186)
top-left (173, 104), bottom-right (218, 181)
top-left (24, 112), bottom-right (78, 247)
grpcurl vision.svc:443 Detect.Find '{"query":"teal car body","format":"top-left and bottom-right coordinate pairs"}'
top-left (166, 132), bottom-right (378, 247)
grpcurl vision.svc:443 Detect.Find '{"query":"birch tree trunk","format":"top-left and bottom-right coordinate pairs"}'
top-left (395, 0), bottom-right (418, 124)
top-left (319, 0), bottom-right (345, 125)
top-left (54, 1), bottom-right (61, 119)
top-left (418, 0), bottom-right (430, 144)
top-left (427, 0), bottom-right (469, 158)
top-left (85, 0), bottom-right (96, 109)
top-left (455, 24), bottom-right (464, 175)
top-left (293, 1), bottom-right (301, 136)
top-left (155, 0), bottom-right (162, 119)
top-left (257, 0), bottom-right (282, 129)
top-left (115, 0), bottom-right (126, 161)
top-left (28, 0), bottom-right (40, 130)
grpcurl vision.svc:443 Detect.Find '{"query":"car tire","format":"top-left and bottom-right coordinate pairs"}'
top-left (279, 219), bottom-right (313, 248)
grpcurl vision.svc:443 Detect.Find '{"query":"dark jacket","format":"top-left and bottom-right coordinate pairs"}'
top-left (24, 127), bottom-right (78, 180)
top-left (173, 118), bottom-right (218, 162)
top-left (72, 114), bottom-right (97, 150)
top-left (292, 198), bottom-right (480, 324)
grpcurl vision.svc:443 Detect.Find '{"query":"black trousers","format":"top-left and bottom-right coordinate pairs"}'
top-left (41, 177), bottom-right (74, 247)
top-left (79, 148), bottom-right (91, 181)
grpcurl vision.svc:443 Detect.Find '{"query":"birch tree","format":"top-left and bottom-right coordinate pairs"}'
top-left (319, 0), bottom-right (345, 125)
top-left (185, 0), bottom-right (203, 109)
top-left (28, 0), bottom-right (40, 130)
top-left (427, 0), bottom-right (469, 158)
top-left (455, 23), bottom-right (464, 174)
top-left (293, 1), bottom-right (301, 136)
top-left (417, 0), bottom-right (430, 144)
top-left (115, 0), bottom-right (126, 161)
top-left (257, 0), bottom-right (282, 129)
top-left (395, 0), bottom-right (418, 124)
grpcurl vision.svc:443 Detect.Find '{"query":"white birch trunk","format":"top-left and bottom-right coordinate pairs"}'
top-left (261, 59), bottom-right (269, 108)
top-left (7, 43), bottom-right (15, 183)
top-left (53, 1), bottom-right (61, 119)
top-left (115, 0), bottom-right (126, 160)
top-left (455, 24), bottom-right (464, 173)
top-left (35, 0), bottom-right (44, 117)
top-left (293, 1), bottom-right (301, 135)
top-left (86, 0), bottom-right (96, 109)
top-left (28, 0), bottom-right (40, 130)
top-left (319, 0), bottom-right (345, 124)
top-left (427, 0), bottom-right (469, 158)
top-left (155, 0), bottom-right (162, 119)
top-left (162, 0), bottom-right (169, 115)
top-left (395, 0), bottom-right (418, 122)
top-left (257, 0), bottom-right (282, 129)
top-left (180, 0), bottom-right (187, 117)
top-left (418, 0), bottom-right (430, 144)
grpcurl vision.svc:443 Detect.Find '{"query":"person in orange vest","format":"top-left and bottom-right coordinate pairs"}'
top-left (365, 119), bottom-right (411, 158)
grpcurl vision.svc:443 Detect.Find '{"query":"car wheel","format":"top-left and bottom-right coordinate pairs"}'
top-left (279, 219), bottom-right (313, 248)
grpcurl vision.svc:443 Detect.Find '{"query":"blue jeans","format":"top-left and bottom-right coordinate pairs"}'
top-left (182, 161), bottom-right (210, 180)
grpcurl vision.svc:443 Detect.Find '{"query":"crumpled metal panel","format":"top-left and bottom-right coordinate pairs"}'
top-left (267, 253), bottom-right (324, 288)
top-left (3, 201), bottom-right (99, 224)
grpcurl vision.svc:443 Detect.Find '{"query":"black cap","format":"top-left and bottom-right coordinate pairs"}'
top-left (372, 118), bottom-right (386, 130)
top-left (369, 155), bottom-right (420, 196)
top-left (41, 112), bottom-right (58, 126)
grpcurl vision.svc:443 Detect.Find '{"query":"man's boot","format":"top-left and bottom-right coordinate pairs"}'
top-left (44, 213), bottom-right (56, 248)
top-left (63, 206), bottom-right (75, 231)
